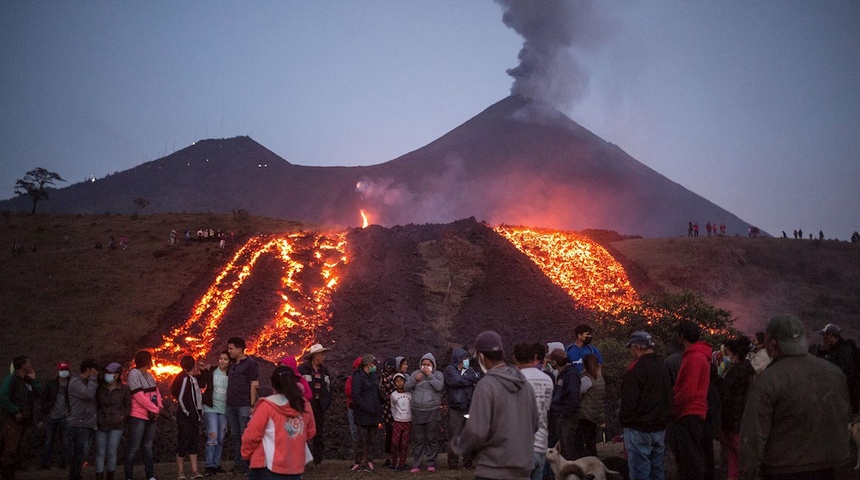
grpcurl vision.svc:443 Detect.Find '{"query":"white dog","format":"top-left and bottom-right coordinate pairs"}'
top-left (546, 442), bottom-right (620, 480)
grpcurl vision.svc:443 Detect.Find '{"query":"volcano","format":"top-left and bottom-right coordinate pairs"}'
top-left (0, 96), bottom-right (754, 237)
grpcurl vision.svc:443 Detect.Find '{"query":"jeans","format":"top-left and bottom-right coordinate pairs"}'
top-left (95, 429), bottom-right (123, 473)
top-left (248, 467), bottom-right (302, 480)
top-left (68, 426), bottom-right (94, 480)
top-left (125, 417), bottom-right (157, 480)
top-left (226, 405), bottom-right (251, 472)
top-left (204, 411), bottom-right (228, 468)
top-left (623, 427), bottom-right (666, 480)
top-left (530, 452), bottom-right (547, 480)
top-left (41, 415), bottom-right (70, 468)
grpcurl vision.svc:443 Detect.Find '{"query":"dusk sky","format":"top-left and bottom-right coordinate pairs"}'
top-left (2, 1), bottom-right (858, 239)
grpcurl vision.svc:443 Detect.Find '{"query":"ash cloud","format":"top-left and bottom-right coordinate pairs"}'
top-left (495, 0), bottom-right (605, 110)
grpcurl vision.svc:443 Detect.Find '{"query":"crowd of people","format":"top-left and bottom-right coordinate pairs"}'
top-left (1, 320), bottom-right (857, 480)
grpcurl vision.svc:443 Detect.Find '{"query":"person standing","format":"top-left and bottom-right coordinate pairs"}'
top-left (719, 340), bottom-right (754, 480)
top-left (171, 355), bottom-right (203, 479)
top-left (746, 332), bottom-right (772, 375)
top-left (619, 331), bottom-right (673, 480)
top-left (378, 358), bottom-right (397, 468)
top-left (68, 358), bottom-right (99, 480)
top-left (241, 366), bottom-right (316, 479)
top-left (513, 343), bottom-right (554, 480)
top-left (452, 331), bottom-right (538, 480)
top-left (0, 355), bottom-right (42, 480)
top-left (197, 351), bottom-right (230, 476)
top-left (298, 343), bottom-right (332, 466)
top-left (740, 315), bottom-right (851, 480)
top-left (226, 337), bottom-right (259, 475)
top-left (548, 349), bottom-right (581, 461)
top-left (351, 354), bottom-right (382, 472)
top-left (40, 362), bottom-right (71, 470)
top-left (565, 324), bottom-right (604, 375)
top-left (124, 350), bottom-right (163, 480)
top-left (405, 352), bottom-right (445, 473)
top-left (444, 348), bottom-right (480, 470)
top-left (670, 320), bottom-right (713, 480)
top-left (576, 354), bottom-right (605, 458)
top-left (94, 362), bottom-right (130, 480)
top-left (818, 323), bottom-right (858, 412)
top-left (389, 373), bottom-right (412, 471)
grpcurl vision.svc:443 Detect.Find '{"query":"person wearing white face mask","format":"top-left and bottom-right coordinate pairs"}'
top-left (40, 362), bottom-right (72, 470)
top-left (444, 348), bottom-right (480, 470)
top-left (405, 353), bottom-right (444, 473)
top-left (95, 363), bottom-right (130, 480)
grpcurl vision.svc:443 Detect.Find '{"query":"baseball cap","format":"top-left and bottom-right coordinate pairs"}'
top-left (766, 314), bottom-right (808, 356)
top-left (393, 373), bottom-right (407, 381)
top-left (105, 362), bottom-right (122, 373)
top-left (57, 362), bottom-right (70, 371)
top-left (474, 331), bottom-right (504, 353)
top-left (817, 323), bottom-right (842, 336)
top-left (625, 331), bottom-right (655, 348)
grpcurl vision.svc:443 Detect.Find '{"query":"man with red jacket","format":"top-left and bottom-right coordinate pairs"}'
top-left (671, 320), bottom-right (713, 480)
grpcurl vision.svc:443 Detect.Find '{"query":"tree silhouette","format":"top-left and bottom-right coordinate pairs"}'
top-left (14, 167), bottom-right (66, 214)
top-left (133, 197), bottom-right (151, 210)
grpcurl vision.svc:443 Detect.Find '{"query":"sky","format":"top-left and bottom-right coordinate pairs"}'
top-left (1, 1), bottom-right (858, 239)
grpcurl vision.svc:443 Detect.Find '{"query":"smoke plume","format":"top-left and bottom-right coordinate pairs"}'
top-left (495, 0), bottom-right (604, 110)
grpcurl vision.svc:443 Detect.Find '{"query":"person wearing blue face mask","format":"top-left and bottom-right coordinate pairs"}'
top-left (351, 354), bottom-right (382, 472)
top-left (95, 362), bottom-right (129, 480)
top-left (444, 348), bottom-right (480, 470)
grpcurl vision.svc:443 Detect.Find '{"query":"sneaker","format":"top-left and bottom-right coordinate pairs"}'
top-left (350, 464), bottom-right (361, 472)
top-left (427, 466), bottom-right (436, 472)
top-left (410, 467), bottom-right (421, 473)
top-left (367, 462), bottom-right (374, 472)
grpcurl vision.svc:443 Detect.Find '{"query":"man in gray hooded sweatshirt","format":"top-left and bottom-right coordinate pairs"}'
top-left (453, 331), bottom-right (538, 480)
top-left (405, 352), bottom-right (444, 472)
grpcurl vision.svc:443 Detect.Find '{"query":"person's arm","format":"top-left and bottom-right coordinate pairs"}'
top-left (428, 371), bottom-right (444, 392)
top-left (240, 400), bottom-right (269, 460)
top-left (404, 371), bottom-right (419, 392)
top-left (451, 381), bottom-right (492, 457)
top-left (249, 361), bottom-right (260, 407)
top-left (444, 366), bottom-right (474, 388)
top-left (0, 375), bottom-right (18, 415)
top-left (304, 402), bottom-right (317, 441)
top-left (69, 374), bottom-right (98, 401)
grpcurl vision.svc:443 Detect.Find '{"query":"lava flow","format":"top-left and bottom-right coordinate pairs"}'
top-left (494, 225), bottom-right (641, 315)
top-left (150, 231), bottom-right (347, 377)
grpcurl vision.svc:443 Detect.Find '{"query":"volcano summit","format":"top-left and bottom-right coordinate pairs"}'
top-left (1, 96), bottom-right (753, 237)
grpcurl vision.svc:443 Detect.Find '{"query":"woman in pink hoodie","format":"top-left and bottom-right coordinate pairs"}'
top-left (124, 350), bottom-right (163, 480)
top-left (241, 366), bottom-right (316, 479)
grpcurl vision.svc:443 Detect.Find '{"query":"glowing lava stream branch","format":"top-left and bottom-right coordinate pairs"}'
top-left (494, 226), bottom-right (641, 315)
top-left (151, 232), bottom-right (347, 377)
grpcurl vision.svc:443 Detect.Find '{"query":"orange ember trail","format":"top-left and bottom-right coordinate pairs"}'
top-left (360, 210), bottom-right (369, 228)
top-left (494, 226), bottom-right (641, 315)
top-left (151, 231), bottom-right (347, 378)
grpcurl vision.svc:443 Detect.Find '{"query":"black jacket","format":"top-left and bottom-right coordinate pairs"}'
top-left (720, 359), bottom-right (754, 433)
top-left (41, 377), bottom-right (70, 417)
top-left (619, 353), bottom-right (673, 432)
top-left (351, 369), bottom-right (382, 427)
top-left (96, 383), bottom-right (131, 431)
top-left (298, 362), bottom-right (333, 412)
top-left (0, 374), bottom-right (42, 424)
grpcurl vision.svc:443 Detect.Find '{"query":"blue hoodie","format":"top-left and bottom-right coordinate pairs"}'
top-left (444, 348), bottom-right (480, 410)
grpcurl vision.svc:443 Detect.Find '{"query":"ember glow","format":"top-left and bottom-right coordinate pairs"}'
top-left (151, 231), bottom-right (347, 377)
top-left (494, 225), bottom-right (641, 315)
top-left (360, 210), bottom-right (369, 228)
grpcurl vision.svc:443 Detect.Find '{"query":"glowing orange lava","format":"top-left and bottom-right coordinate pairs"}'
top-left (494, 225), bottom-right (641, 315)
top-left (360, 210), bottom-right (369, 228)
top-left (151, 231), bottom-right (347, 377)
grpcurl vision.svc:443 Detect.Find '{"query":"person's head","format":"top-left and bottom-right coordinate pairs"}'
top-left (583, 354), bottom-right (599, 378)
top-left (419, 353), bottom-right (435, 372)
top-left (474, 331), bottom-right (505, 372)
top-left (513, 343), bottom-right (537, 367)
top-left (625, 331), bottom-right (656, 359)
top-left (12, 356), bottom-right (30, 375)
top-left (180, 355), bottom-right (196, 373)
top-left (574, 324), bottom-right (594, 346)
top-left (723, 340), bottom-right (746, 363)
top-left (134, 350), bottom-right (152, 370)
top-left (80, 358), bottom-right (99, 378)
top-left (57, 362), bottom-right (70, 379)
top-left (766, 314), bottom-right (808, 358)
top-left (676, 320), bottom-right (701, 346)
top-left (217, 351), bottom-right (231, 371)
top-left (304, 344), bottom-right (330, 366)
top-left (548, 349), bottom-right (569, 370)
top-left (104, 362), bottom-right (122, 384)
top-left (383, 357), bottom-right (396, 373)
top-left (393, 373), bottom-right (407, 391)
top-left (227, 337), bottom-right (246, 359)
top-left (533, 343), bottom-right (547, 364)
top-left (752, 331), bottom-right (766, 348)
top-left (396, 356), bottom-right (409, 373)
top-left (271, 366), bottom-right (306, 412)
top-left (361, 354), bottom-right (377, 374)
top-left (818, 323), bottom-right (842, 346)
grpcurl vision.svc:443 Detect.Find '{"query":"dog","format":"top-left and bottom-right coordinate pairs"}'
top-left (849, 420), bottom-right (860, 470)
top-left (546, 442), bottom-right (620, 480)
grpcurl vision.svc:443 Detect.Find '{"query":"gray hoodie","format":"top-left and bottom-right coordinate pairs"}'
top-left (452, 364), bottom-right (538, 480)
top-left (404, 352), bottom-right (444, 412)
top-left (68, 374), bottom-right (98, 429)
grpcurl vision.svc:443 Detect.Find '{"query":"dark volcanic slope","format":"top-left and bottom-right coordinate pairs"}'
top-left (0, 96), bottom-right (755, 237)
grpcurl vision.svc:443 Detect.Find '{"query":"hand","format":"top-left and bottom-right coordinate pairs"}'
top-left (415, 372), bottom-right (424, 381)
top-left (250, 405), bottom-right (255, 415)
top-left (251, 380), bottom-right (260, 390)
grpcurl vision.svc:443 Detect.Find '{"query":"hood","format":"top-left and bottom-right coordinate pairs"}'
top-left (395, 356), bottom-right (407, 371)
top-left (451, 348), bottom-right (469, 364)
top-left (486, 364), bottom-right (527, 393)
top-left (685, 341), bottom-right (713, 362)
top-left (261, 394), bottom-right (302, 417)
top-left (421, 352), bottom-right (437, 369)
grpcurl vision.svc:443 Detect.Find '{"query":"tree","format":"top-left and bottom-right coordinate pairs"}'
top-left (133, 197), bottom-right (151, 210)
top-left (14, 167), bottom-right (66, 214)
